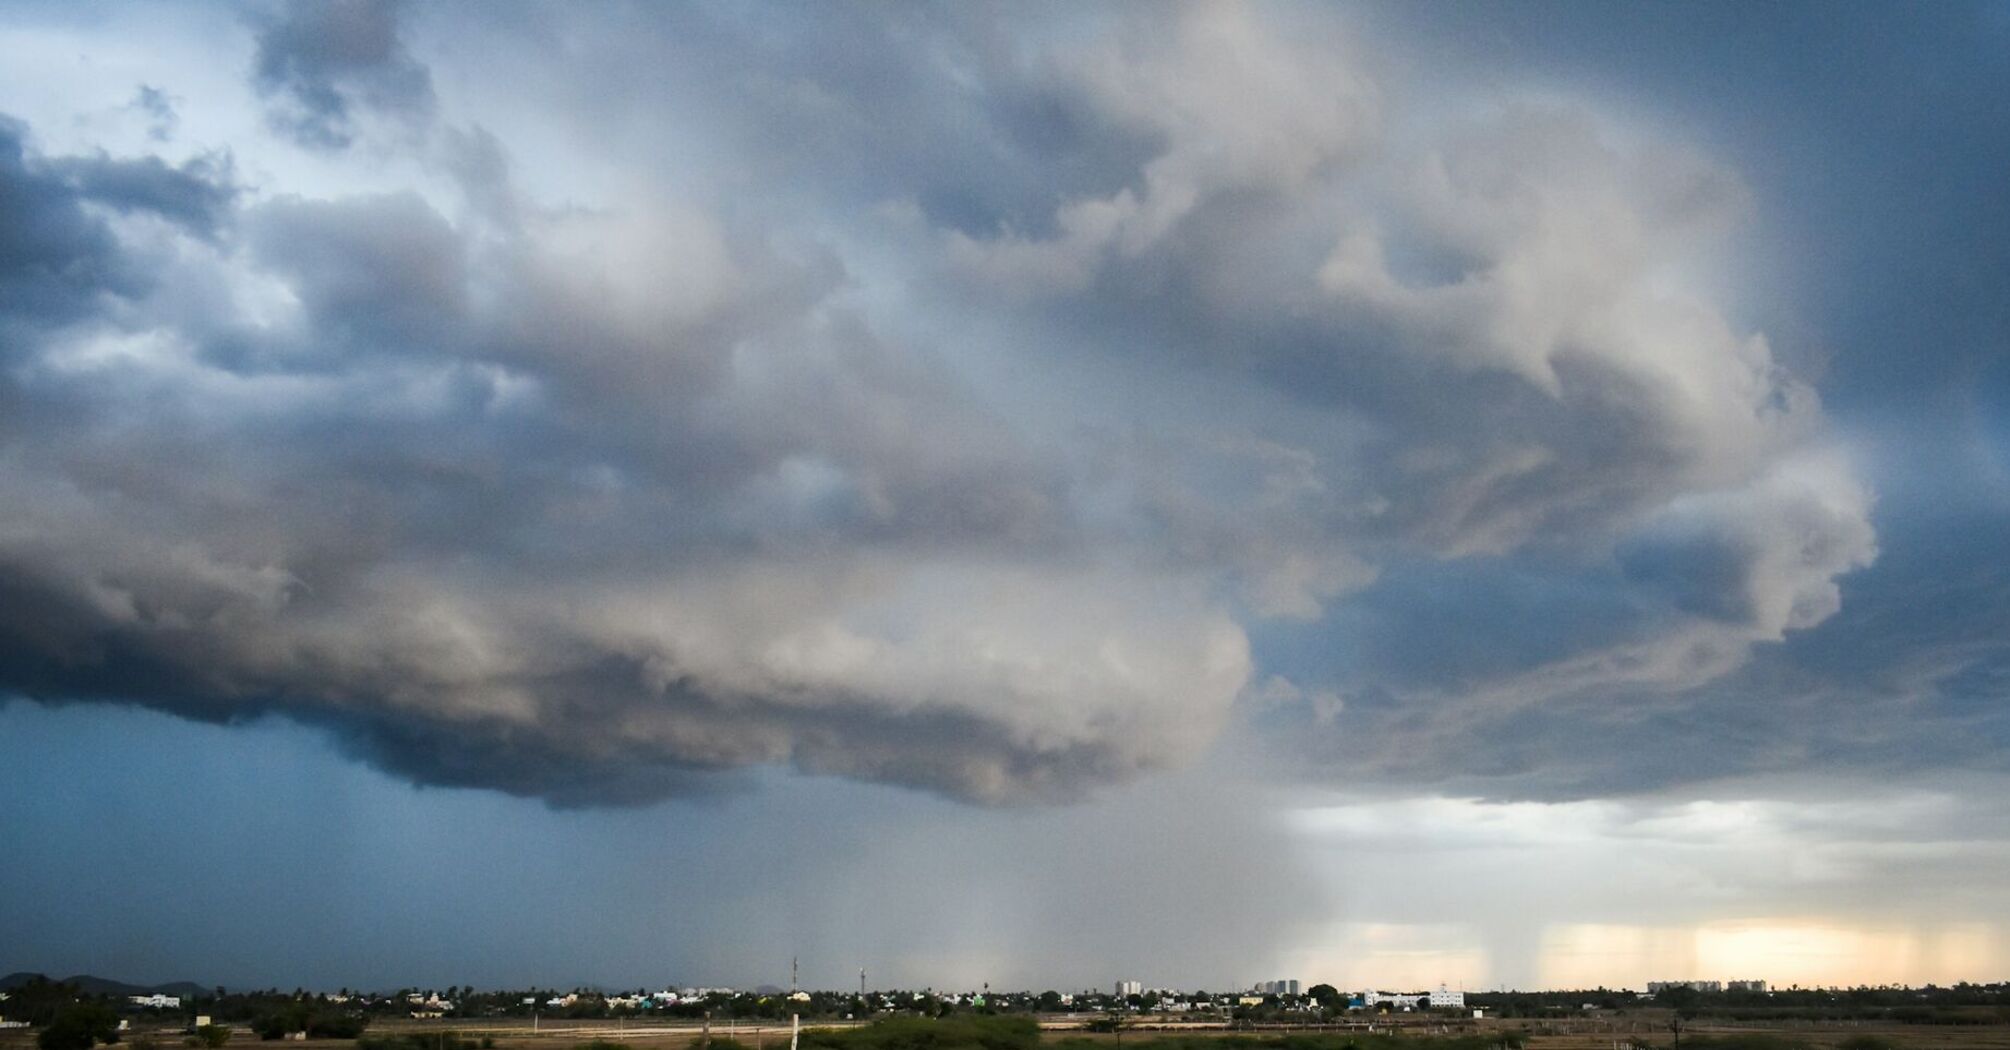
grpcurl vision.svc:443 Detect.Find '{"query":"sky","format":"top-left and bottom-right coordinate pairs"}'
top-left (1, 0), bottom-right (2008, 995)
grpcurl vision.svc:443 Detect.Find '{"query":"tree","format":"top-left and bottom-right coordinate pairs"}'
top-left (193, 1025), bottom-right (232, 1049)
top-left (1658, 985), bottom-right (1701, 1018)
top-left (38, 1004), bottom-right (122, 1050)
top-left (6, 977), bottom-right (81, 1027)
top-left (252, 1007), bottom-right (307, 1040)
top-left (1307, 985), bottom-right (1341, 1008)
top-left (251, 1005), bottom-right (364, 1041)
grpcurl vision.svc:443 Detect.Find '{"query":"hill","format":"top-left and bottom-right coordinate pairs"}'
top-left (0, 973), bottom-right (211, 999)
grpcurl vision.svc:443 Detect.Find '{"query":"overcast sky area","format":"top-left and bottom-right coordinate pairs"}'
top-left (2, 0), bottom-right (2008, 995)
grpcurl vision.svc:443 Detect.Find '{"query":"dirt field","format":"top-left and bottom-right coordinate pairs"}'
top-left (0, 1018), bottom-right (830, 1050)
top-left (8, 1017), bottom-right (2010, 1050)
top-left (1034, 1016), bottom-right (2010, 1050)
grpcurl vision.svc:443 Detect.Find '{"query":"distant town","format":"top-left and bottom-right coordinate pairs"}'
top-left (7, 970), bottom-right (2010, 1035)
top-left (9, 966), bottom-right (2010, 1050)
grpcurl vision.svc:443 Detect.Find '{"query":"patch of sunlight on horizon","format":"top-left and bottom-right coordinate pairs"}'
top-left (1540, 921), bottom-right (2005, 989)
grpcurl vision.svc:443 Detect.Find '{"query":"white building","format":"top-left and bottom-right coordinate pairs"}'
top-left (129, 995), bottom-right (181, 1010)
top-left (1115, 981), bottom-right (1142, 997)
top-left (1648, 981), bottom-right (1723, 994)
top-left (1429, 986), bottom-right (1464, 1008)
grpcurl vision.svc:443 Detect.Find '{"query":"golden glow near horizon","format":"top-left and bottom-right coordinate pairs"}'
top-left (1287, 792), bottom-right (2010, 991)
top-left (1287, 920), bottom-right (2006, 992)
top-left (1545, 920), bottom-right (2005, 989)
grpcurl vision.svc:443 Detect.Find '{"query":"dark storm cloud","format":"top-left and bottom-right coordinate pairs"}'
top-left (932, 18), bottom-right (1873, 665)
top-left (1226, 2), bottom-right (2010, 802)
top-left (0, 94), bottom-right (1237, 806)
top-left (250, 0), bottom-right (435, 149)
top-left (472, 4), bottom-right (1162, 240)
top-left (0, 3), bottom-right (1934, 810)
top-left (251, 193), bottom-right (467, 346)
top-left (0, 117), bottom-right (236, 329)
top-left (0, 118), bottom-right (141, 322)
top-left (53, 152), bottom-right (237, 240)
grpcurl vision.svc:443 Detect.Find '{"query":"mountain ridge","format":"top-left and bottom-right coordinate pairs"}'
top-left (0, 973), bottom-right (211, 1000)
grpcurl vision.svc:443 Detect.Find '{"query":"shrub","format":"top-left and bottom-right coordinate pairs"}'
top-left (38, 1005), bottom-right (123, 1050)
top-left (251, 1007), bottom-right (366, 1042)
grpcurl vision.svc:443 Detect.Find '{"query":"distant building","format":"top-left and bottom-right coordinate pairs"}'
top-left (1359, 988), bottom-right (1459, 1010)
top-left (1115, 981), bottom-right (1142, 997)
top-left (1647, 981), bottom-right (1722, 994)
top-left (129, 995), bottom-right (182, 1010)
top-left (1727, 981), bottom-right (1768, 993)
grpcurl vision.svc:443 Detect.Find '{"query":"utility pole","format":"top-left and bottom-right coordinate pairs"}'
top-left (792, 957), bottom-right (799, 997)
